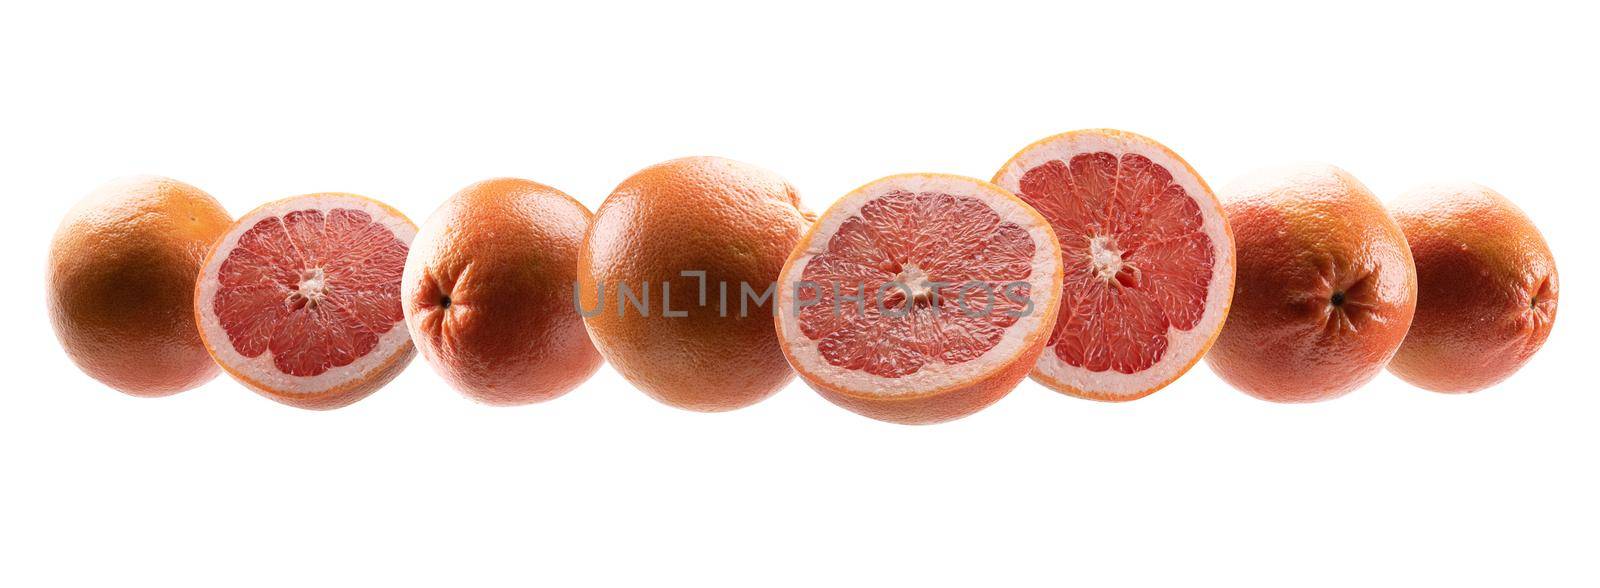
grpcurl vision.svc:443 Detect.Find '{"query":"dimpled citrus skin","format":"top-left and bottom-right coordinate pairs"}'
top-left (1206, 164), bottom-right (1417, 403)
top-left (402, 178), bottom-right (603, 406)
top-left (47, 176), bottom-right (233, 396)
top-left (1387, 183), bottom-right (1558, 393)
top-left (578, 157), bottom-right (812, 412)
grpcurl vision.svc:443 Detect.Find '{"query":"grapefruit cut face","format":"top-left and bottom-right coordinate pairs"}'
top-left (776, 174), bottom-right (1063, 424)
top-left (196, 193), bottom-right (418, 410)
top-left (993, 129), bottom-right (1234, 401)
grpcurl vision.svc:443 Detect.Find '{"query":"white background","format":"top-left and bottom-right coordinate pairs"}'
top-left (3, 1), bottom-right (1595, 586)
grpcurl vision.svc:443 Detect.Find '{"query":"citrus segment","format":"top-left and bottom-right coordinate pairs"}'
top-left (777, 174), bottom-right (1064, 424)
top-left (994, 129), bottom-right (1234, 401)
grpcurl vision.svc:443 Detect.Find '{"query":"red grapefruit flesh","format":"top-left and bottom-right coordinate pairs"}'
top-left (196, 193), bottom-right (418, 410)
top-left (993, 129), bottom-right (1235, 401)
top-left (776, 174), bottom-right (1064, 424)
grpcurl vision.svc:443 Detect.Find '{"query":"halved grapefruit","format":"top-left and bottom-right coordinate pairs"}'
top-left (992, 129), bottom-right (1234, 402)
top-left (775, 174), bottom-right (1064, 425)
top-left (195, 193), bottom-right (418, 410)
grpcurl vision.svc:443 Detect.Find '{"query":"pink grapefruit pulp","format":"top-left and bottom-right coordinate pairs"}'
top-left (195, 193), bottom-right (417, 409)
top-left (993, 129), bottom-right (1235, 401)
top-left (776, 174), bottom-right (1064, 424)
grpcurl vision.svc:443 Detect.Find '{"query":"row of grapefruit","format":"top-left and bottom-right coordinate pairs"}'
top-left (46, 129), bottom-right (1559, 424)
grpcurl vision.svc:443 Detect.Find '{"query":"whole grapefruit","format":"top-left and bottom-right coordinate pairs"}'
top-left (402, 178), bottom-right (603, 405)
top-left (1387, 183), bottom-right (1557, 393)
top-left (47, 176), bottom-right (233, 396)
top-left (1206, 164), bottom-right (1416, 403)
top-left (578, 157), bottom-right (812, 412)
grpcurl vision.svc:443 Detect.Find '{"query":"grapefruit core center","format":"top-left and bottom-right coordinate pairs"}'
top-left (891, 264), bottom-right (936, 302)
top-left (291, 267), bottom-right (329, 309)
top-left (1088, 235), bottom-right (1139, 287)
